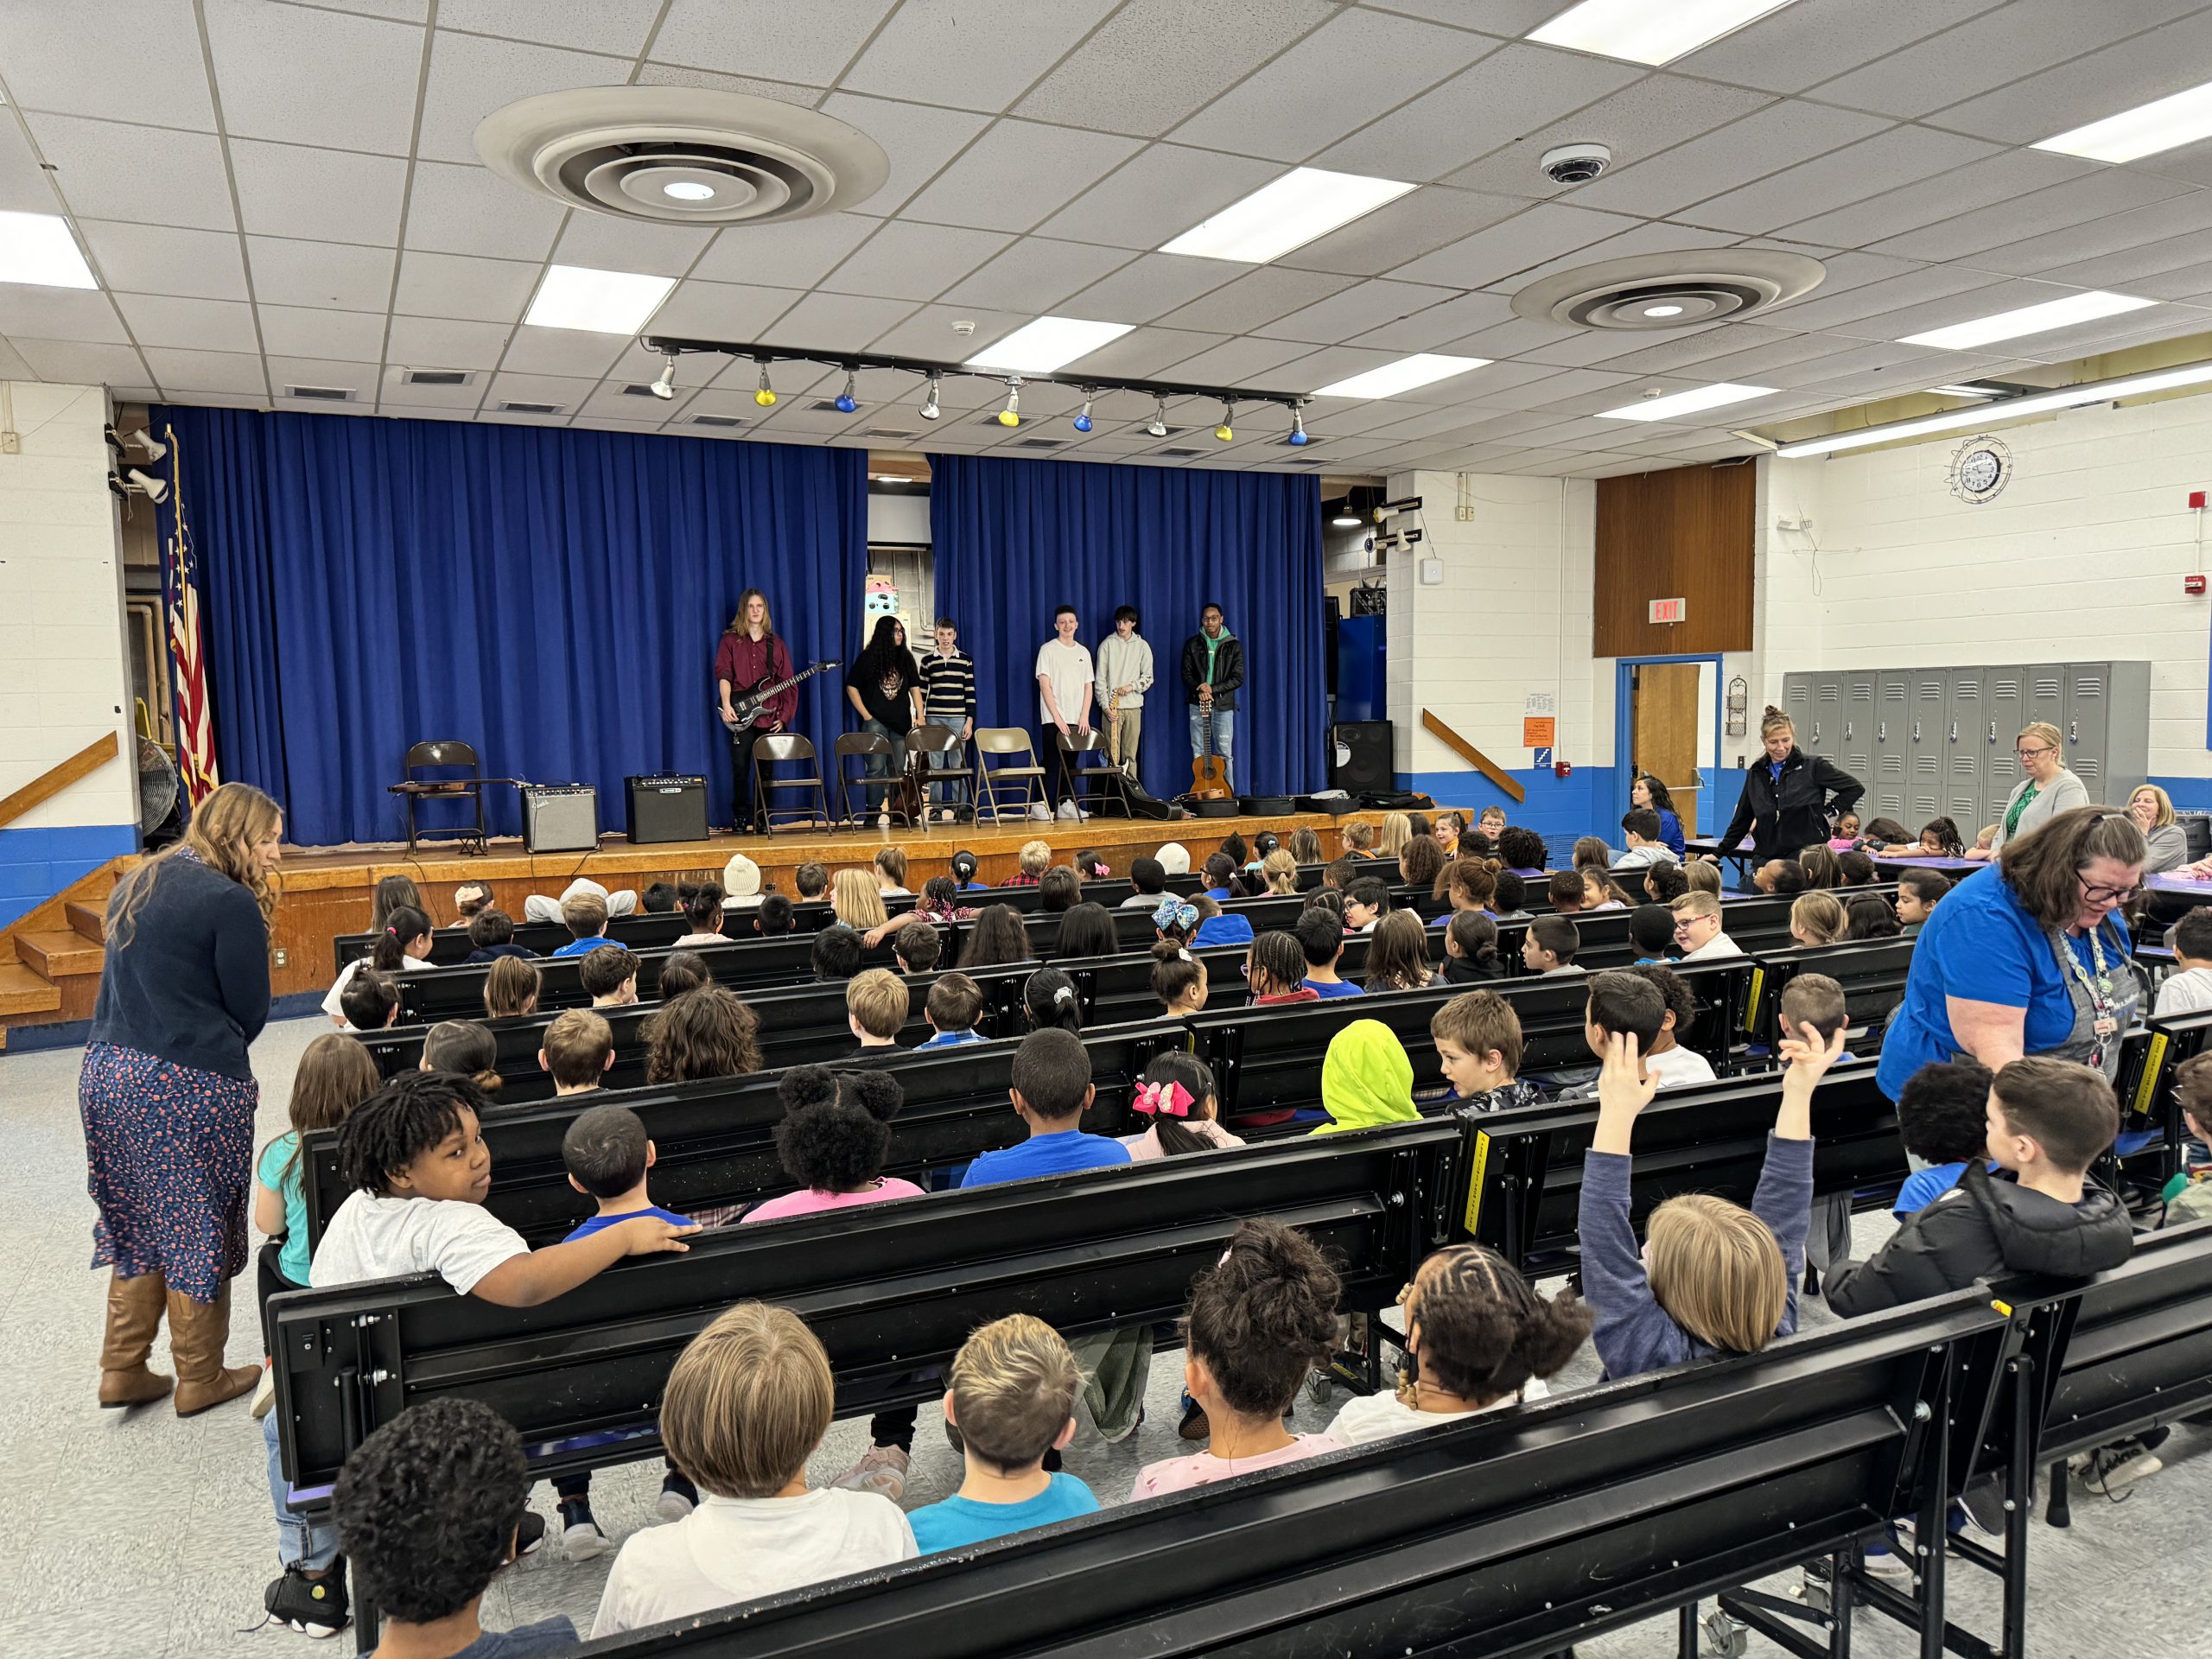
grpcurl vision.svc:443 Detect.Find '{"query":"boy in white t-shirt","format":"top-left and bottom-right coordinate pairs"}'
top-left (1624, 963), bottom-right (1718, 1090)
top-left (2156, 910), bottom-right (2212, 1018)
top-left (262, 1073), bottom-right (696, 1637)
top-left (1670, 891), bottom-right (1742, 960)
top-left (1034, 605), bottom-right (1095, 817)
top-left (592, 1302), bottom-right (915, 1637)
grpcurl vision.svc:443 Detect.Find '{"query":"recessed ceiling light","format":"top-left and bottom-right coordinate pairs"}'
top-left (1332, 513), bottom-right (1362, 527)
top-left (522, 264), bottom-right (677, 334)
top-left (1529, 0), bottom-right (1800, 66)
top-left (0, 210), bottom-right (98, 289)
top-left (1640, 303), bottom-right (1686, 318)
top-left (1596, 383), bottom-right (1778, 422)
top-left (1776, 359), bottom-right (2212, 458)
top-left (964, 316), bottom-right (1133, 374)
top-left (1160, 167), bottom-right (1416, 264)
top-left (1929, 384), bottom-right (2002, 399)
top-left (1897, 289), bottom-right (2153, 352)
top-left (662, 181), bottom-right (716, 200)
top-left (1312, 353), bottom-right (1489, 399)
top-left (2035, 77), bottom-right (2212, 162)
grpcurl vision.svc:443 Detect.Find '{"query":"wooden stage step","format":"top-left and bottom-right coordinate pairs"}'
top-left (65, 900), bottom-right (105, 943)
top-left (16, 930), bottom-right (105, 978)
top-left (0, 963), bottom-right (62, 1016)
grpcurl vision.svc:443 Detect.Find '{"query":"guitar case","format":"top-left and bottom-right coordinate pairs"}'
top-left (1180, 796), bottom-right (1241, 819)
top-left (1296, 793), bottom-right (1359, 815)
top-left (1237, 795), bottom-right (1294, 817)
top-left (1122, 780), bottom-right (1186, 822)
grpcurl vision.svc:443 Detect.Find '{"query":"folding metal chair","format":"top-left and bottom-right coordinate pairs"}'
top-left (1055, 727), bottom-right (1130, 817)
top-left (752, 734), bottom-right (830, 836)
top-left (388, 739), bottom-right (516, 855)
top-left (973, 727), bottom-right (1047, 824)
top-left (908, 721), bottom-right (971, 827)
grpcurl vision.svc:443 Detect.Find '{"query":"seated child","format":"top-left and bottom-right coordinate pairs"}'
top-left (909, 1315), bottom-right (1102, 1553)
top-left (1122, 1050), bottom-right (1243, 1160)
top-left (1522, 913), bottom-right (1582, 976)
top-left (893, 920), bottom-right (942, 975)
top-left (794, 861), bottom-right (830, 901)
top-left (645, 985), bottom-right (761, 1085)
top-left (1328, 1243), bottom-right (1590, 1445)
top-left (961, 1029), bottom-right (1131, 1186)
top-left (1613, 808), bottom-right (1679, 872)
top-left (482, 953), bottom-right (542, 1020)
top-left (1770, 974), bottom-right (1856, 1278)
top-left (2156, 908), bottom-right (2212, 1017)
top-left (539, 1007), bottom-right (614, 1096)
top-left (579, 943), bottom-right (640, 1007)
top-left (1629, 904), bottom-right (1675, 963)
top-left (1312, 1019), bottom-right (1420, 1136)
top-left (1008, 840), bottom-right (1051, 887)
top-left (1577, 1012), bottom-right (1840, 1380)
top-left (1245, 931), bottom-right (1320, 1008)
top-left (1344, 876), bottom-right (1389, 932)
top-left (918, 971), bottom-right (989, 1048)
top-left (1295, 907), bottom-right (1363, 997)
top-left (1126, 855), bottom-right (1169, 908)
top-left (846, 968), bottom-right (909, 1056)
top-left (590, 1303), bottom-right (915, 1637)
top-left (753, 891), bottom-right (797, 935)
top-left (451, 880), bottom-right (493, 921)
top-left (674, 886), bottom-right (727, 946)
top-left (464, 908), bottom-right (533, 963)
top-left (1826, 1057), bottom-right (2133, 1316)
top-left (1546, 871), bottom-right (1586, 913)
top-left (874, 845), bottom-right (911, 896)
top-left (1199, 852), bottom-right (1236, 902)
top-left (1129, 1219), bottom-right (1344, 1496)
top-left (655, 950), bottom-right (712, 999)
top-left (552, 889), bottom-right (615, 957)
top-left (2164, 1054), bottom-right (2212, 1224)
top-left (1322, 855), bottom-right (1357, 893)
top-left (1643, 861), bottom-right (1689, 906)
top-left (1191, 893), bottom-right (1255, 949)
top-left (1621, 963), bottom-right (1717, 1089)
top-left (811, 923), bottom-right (864, 982)
top-left (332, 1399), bottom-right (575, 1656)
top-left (1151, 943), bottom-right (1211, 1018)
top-left (1889, 1058), bottom-right (1997, 1216)
top-left (523, 876), bottom-right (638, 924)
top-left (337, 967), bottom-right (400, 1033)
top-left (1894, 868), bottom-right (1948, 933)
top-left (419, 1020), bottom-right (503, 1096)
top-left (1432, 989), bottom-right (1537, 1113)
top-left (641, 881), bottom-right (678, 914)
top-left (1683, 860), bottom-right (1724, 897)
top-left (1669, 891), bottom-right (1739, 959)
top-left (1442, 912), bottom-right (1506, 982)
top-left (323, 908), bottom-right (433, 1027)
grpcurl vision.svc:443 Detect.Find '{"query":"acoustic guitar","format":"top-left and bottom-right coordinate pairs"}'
top-left (1190, 701), bottom-right (1230, 800)
top-left (717, 659), bottom-right (841, 733)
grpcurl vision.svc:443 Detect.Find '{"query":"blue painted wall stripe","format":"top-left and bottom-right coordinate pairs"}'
top-left (0, 823), bottom-right (137, 932)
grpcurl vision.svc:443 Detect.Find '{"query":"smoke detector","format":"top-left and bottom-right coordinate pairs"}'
top-left (1511, 250), bottom-right (1825, 331)
top-left (474, 87), bottom-right (889, 226)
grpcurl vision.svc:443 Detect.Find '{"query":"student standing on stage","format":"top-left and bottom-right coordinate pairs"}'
top-left (918, 616), bottom-right (977, 821)
top-left (1095, 607), bottom-right (1154, 777)
top-left (1035, 606), bottom-right (1095, 817)
top-left (715, 588), bottom-right (797, 834)
top-left (1182, 602), bottom-right (1243, 791)
top-left (846, 617), bottom-right (923, 820)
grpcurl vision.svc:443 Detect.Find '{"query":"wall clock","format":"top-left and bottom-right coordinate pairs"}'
top-left (1948, 435), bottom-right (2012, 505)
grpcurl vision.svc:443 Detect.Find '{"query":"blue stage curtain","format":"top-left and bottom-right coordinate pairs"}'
top-left (153, 404), bottom-right (864, 847)
top-left (928, 454), bottom-right (1325, 803)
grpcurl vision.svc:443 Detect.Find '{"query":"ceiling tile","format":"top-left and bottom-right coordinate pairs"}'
top-left (1929, 6), bottom-right (2212, 143)
top-left (1058, 254), bottom-right (1244, 325)
top-left (1387, 201), bottom-right (1643, 289)
top-left (2038, 229), bottom-right (2212, 296)
top-left (1155, 334), bottom-right (1316, 387)
top-left (9, 338), bottom-right (144, 383)
top-left (402, 160), bottom-right (567, 260)
top-left (229, 139), bottom-right (410, 245)
top-left (204, 0), bottom-right (423, 156)
top-left (864, 302), bottom-right (1027, 359)
top-left (1168, 9), bottom-right (1498, 164)
top-left (1439, 73), bottom-right (1774, 200)
top-left (653, 0), bottom-right (899, 86)
top-left (1776, 148), bottom-right (2099, 248)
top-left (1154, 267), bottom-right (1358, 334)
top-left (901, 120), bottom-right (1144, 234)
top-left (1252, 279), bottom-right (1460, 346)
top-left (1344, 289), bottom-right (1520, 353)
top-left (0, 285), bottom-right (128, 343)
top-left (1868, 168), bottom-right (2192, 263)
top-left (1497, 219), bottom-right (1751, 290)
top-left (142, 346), bottom-right (270, 395)
top-left (0, 337), bottom-right (40, 379)
top-left (391, 250), bottom-right (540, 322)
top-left (1275, 343), bottom-right (1463, 398)
top-left (1047, 326), bottom-right (1230, 378)
top-left (413, 29), bottom-right (630, 165)
top-left (25, 114), bottom-right (236, 232)
top-left (936, 238), bottom-right (1134, 314)
top-left (819, 222), bottom-right (1014, 303)
top-left (1033, 144), bottom-right (1282, 253)
top-left (496, 325), bottom-right (629, 378)
top-left (1015, 0), bottom-right (1338, 137)
top-left (246, 237), bottom-right (397, 311)
top-left (841, 0), bottom-right (1122, 113)
top-left (1961, 188), bottom-right (2212, 277)
top-left (690, 213), bottom-right (882, 289)
top-left (1313, 43), bottom-right (1643, 184)
top-left (759, 291), bottom-right (920, 352)
top-left (632, 62), bottom-right (826, 105)
top-left (113, 293), bottom-right (259, 353)
top-left (550, 213), bottom-right (715, 279)
top-left (1571, 101), bottom-right (1893, 219)
top-left (1458, 365), bottom-right (1640, 411)
top-left (0, 0), bottom-right (218, 129)
top-left (0, 118), bottom-right (60, 217)
top-left (643, 279), bottom-right (804, 341)
top-left (79, 221), bottom-right (250, 301)
top-left (1676, 125), bottom-right (2000, 236)
top-left (814, 93), bottom-right (995, 215)
top-left (484, 371), bottom-right (599, 408)
top-left (1675, 0), bottom-right (2005, 94)
top-left (266, 356), bottom-right (380, 397)
top-left (378, 371), bottom-right (489, 410)
top-left (383, 314), bottom-right (516, 369)
top-left (437, 0), bottom-right (662, 55)
top-left (257, 303), bottom-right (388, 360)
top-left (1760, 264), bottom-right (2003, 332)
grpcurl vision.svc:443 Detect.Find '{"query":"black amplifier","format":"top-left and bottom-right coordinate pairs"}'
top-left (626, 774), bottom-right (708, 844)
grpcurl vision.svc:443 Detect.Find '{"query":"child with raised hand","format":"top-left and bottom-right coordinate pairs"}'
top-left (590, 1303), bottom-right (916, 1637)
top-left (910, 1314), bottom-right (1102, 1553)
top-left (1578, 1014), bottom-right (1840, 1381)
top-left (1123, 1051), bottom-right (1243, 1160)
top-left (1328, 1243), bottom-right (1590, 1445)
top-left (1129, 1219), bottom-right (1344, 1497)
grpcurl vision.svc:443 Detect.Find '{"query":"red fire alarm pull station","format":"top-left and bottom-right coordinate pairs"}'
top-left (1554, 759), bottom-right (1573, 779)
top-left (2189, 575), bottom-right (2208, 596)
top-left (2193, 491), bottom-right (2208, 510)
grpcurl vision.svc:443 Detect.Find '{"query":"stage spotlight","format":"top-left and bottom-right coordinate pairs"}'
top-left (1146, 394), bottom-right (1168, 438)
top-left (1286, 404), bottom-right (1308, 446)
top-left (1073, 392), bottom-right (1093, 433)
top-left (834, 369), bottom-right (858, 414)
top-left (1214, 399), bottom-right (1234, 442)
top-left (649, 355), bottom-right (677, 400)
top-left (753, 361), bottom-right (777, 407)
top-left (997, 378), bottom-right (1020, 429)
top-left (919, 373), bottom-right (941, 420)
top-left (124, 467), bottom-right (168, 505)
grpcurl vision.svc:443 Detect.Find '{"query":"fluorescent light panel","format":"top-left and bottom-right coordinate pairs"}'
top-left (2037, 77), bottom-right (2212, 162)
top-left (1529, 0), bottom-right (1800, 65)
top-left (964, 316), bottom-right (1134, 374)
top-left (523, 264), bottom-right (676, 334)
top-left (1597, 383), bottom-right (1777, 422)
top-left (0, 211), bottom-right (98, 289)
top-left (1776, 359), bottom-right (2212, 458)
top-left (1312, 353), bottom-right (1488, 399)
top-left (1898, 289), bottom-right (2153, 351)
top-left (1160, 168), bottom-right (1415, 264)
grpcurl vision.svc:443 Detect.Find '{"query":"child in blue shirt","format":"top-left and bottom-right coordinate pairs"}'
top-left (917, 972), bottom-right (990, 1049)
top-left (1890, 1058), bottom-right (1997, 1216)
top-left (909, 1313), bottom-right (1101, 1553)
top-left (961, 1029), bottom-right (1131, 1187)
top-left (552, 888), bottom-right (616, 957)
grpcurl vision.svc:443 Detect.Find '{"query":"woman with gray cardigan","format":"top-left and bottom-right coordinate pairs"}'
top-left (1965, 721), bottom-right (2090, 861)
top-left (2126, 784), bottom-right (2190, 873)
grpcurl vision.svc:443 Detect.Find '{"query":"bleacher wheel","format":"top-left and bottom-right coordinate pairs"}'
top-left (1305, 1368), bottom-right (1333, 1407)
top-left (1701, 1610), bottom-right (1748, 1658)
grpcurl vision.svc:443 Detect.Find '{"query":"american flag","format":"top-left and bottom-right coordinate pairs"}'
top-left (160, 425), bottom-right (219, 807)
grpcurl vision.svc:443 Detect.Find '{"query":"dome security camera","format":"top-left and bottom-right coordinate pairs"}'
top-left (1540, 143), bottom-right (1611, 185)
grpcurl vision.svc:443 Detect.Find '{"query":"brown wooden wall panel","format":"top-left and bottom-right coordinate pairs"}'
top-left (1592, 462), bottom-right (1755, 658)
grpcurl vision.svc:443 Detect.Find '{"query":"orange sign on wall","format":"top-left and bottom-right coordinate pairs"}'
top-left (1522, 716), bottom-right (1555, 747)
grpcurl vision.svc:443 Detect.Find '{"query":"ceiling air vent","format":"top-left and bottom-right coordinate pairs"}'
top-left (690, 415), bottom-right (745, 428)
top-left (474, 87), bottom-right (890, 226)
top-left (1156, 446), bottom-right (1202, 457)
top-left (622, 384), bottom-right (669, 397)
top-left (1511, 250), bottom-right (1826, 331)
top-left (860, 428), bottom-right (917, 439)
top-left (403, 368), bottom-right (470, 386)
top-left (287, 385), bottom-right (352, 401)
top-left (1017, 438), bottom-right (1065, 449)
top-left (501, 400), bottom-right (563, 415)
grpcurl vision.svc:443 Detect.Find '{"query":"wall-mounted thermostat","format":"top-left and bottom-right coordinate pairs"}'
top-left (1419, 557), bottom-right (1444, 585)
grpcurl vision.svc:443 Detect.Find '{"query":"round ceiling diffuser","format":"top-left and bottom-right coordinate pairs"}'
top-left (1510, 250), bottom-right (1826, 331)
top-left (474, 87), bottom-right (889, 226)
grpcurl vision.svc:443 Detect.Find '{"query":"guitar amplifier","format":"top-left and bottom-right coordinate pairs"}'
top-left (521, 785), bottom-right (598, 853)
top-left (1330, 721), bottom-right (1394, 795)
top-left (626, 774), bottom-right (708, 845)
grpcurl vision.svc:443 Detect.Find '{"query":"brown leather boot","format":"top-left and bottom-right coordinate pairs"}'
top-left (98, 1269), bottom-right (174, 1408)
top-left (168, 1284), bottom-right (258, 1416)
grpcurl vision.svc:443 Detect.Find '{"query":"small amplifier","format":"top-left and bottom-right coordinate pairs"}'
top-left (626, 773), bottom-right (708, 845)
top-left (521, 785), bottom-right (599, 853)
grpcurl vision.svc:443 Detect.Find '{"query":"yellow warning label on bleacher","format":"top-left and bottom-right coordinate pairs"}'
top-left (1742, 966), bottom-right (1765, 1034)
top-left (2133, 1033), bottom-right (2169, 1118)
top-left (1463, 1130), bottom-right (1492, 1236)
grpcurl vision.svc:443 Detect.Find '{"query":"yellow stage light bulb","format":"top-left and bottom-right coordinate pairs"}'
top-left (998, 408), bottom-right (1020, 428)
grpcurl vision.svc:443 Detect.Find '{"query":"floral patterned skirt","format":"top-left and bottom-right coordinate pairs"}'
top-left (79, 1042), bottom-right (257, 1302)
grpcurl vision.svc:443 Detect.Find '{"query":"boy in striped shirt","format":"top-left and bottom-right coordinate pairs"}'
top-left (918, 617), bottom-right (976, 820)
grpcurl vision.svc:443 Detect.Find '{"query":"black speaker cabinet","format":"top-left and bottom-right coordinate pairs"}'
top-left (1329, 721), bottom-right (1393, 795)
top-left (522, 785), bottom-right (598, 853)
top-left (626, 774), bottom-right (709, 844)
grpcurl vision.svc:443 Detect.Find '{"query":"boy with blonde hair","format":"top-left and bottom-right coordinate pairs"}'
top-left (845, 969), bottom-right (908, 1055)
top-left (1011, 840), bottom-right (1052, 886)
top-left (553, 890), bottom-right (612, 957)
top-left (908, 1314), bottom-right (1102, 1552)
top-left (1669, 890), bottom-right (1740, 959)
top-left (1430, 990), bottom-right (1537, 1113)
top-left (538, 1007), bottom-right (614, 1095)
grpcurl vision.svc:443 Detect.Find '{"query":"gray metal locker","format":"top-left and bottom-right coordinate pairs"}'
top-left (1909, 670), bottom-right (1947, 828)
top-left (1805, 672), bottom-right (1843, 756)
top-left (1783, 673), bottom-right (1813, 741)
top-left (1839, 671), bottom-right (1876, 810)
top-left (2026, 666), bottom-right (2066, 735)
top-left (1980, 665), bottom-right (2026, 836)
top-left (2063, 660), bottom-right (2152, 804)
top-left (1943, 670), bottom-right (1986, 835)
top-left (1872, 671), bottom-right (1911, 825)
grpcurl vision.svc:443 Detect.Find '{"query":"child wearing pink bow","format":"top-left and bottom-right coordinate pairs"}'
top-left (1122, 1052), bottom-right (1246, 1162)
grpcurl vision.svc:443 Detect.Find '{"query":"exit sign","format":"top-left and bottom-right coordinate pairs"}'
top-left (1649, 597), bottom-right (1687, 624)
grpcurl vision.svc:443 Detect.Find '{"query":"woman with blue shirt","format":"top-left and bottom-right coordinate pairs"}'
top-left (1631, 774), bottom-right (1686, 858)
top-left (1877, 808), bottom-right (2147, 1102)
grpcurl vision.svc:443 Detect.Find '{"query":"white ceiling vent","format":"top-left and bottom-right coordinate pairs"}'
top-left (474, 87), bottom-right (890, 226)
top-left (1511, 251), bottom-right (1826, 331)
top-left (286, 384), bottom-right (353, 401)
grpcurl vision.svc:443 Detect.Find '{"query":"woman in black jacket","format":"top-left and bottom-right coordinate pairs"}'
top-left (1716, 707), bottom-right (1865, 866)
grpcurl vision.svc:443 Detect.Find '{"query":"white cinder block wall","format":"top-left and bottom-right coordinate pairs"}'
top-left (0, 381), bottom-right (137, 931)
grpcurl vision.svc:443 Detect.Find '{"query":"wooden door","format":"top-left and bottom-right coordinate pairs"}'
top-left (1630, 662), bottom-right (1702, 836)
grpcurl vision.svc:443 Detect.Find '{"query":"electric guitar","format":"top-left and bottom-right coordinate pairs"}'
top-left (718, 660), bottom-right (841, 734)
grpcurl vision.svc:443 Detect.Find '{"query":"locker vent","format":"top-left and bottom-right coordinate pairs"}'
top-left (2075, 677), bottom-right (2104, 697)
top-left (1954, 683), bottom-right (1978, 700)
top-left (1994, 679), bottom-right (2019, 696)
top-left (1819, 684), bottom-right (1840, 702)
top-left (2034, 678), bottom-right (2062, 697)
top-left (1880, 757), bottom-right (1904, 778)
top-left (1851, 684), bottom-right (1872, 701)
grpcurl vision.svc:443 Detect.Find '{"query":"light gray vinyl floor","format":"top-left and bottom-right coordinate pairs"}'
top-left (3, 1015), bottom-right (2207, 1657)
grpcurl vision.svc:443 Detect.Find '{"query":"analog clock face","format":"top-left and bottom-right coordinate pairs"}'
top-left (1958, 449), bottom-right (2001, 493)
top-left (1948, 435), bottom-right (2012, 504)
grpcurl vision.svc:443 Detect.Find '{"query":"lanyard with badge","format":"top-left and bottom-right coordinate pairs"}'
top-left (2054, 919), bottom-right (2120, 1068)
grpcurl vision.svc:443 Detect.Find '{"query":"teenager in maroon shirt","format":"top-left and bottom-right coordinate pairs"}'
top-left (715, 588), bottom-right (796, 832)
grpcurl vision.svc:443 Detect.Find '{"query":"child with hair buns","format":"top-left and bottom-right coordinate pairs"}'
top-left (1328, 1243), bottom-right (1590, 1444)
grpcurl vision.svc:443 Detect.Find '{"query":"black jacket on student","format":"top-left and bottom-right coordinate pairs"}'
top-left (1179, 632), bottom-right (1245, 711)
top-left (1823, 1160), bottom-right (2134, 1317)
top-left (1719, 747), bottom-right (1864, 863)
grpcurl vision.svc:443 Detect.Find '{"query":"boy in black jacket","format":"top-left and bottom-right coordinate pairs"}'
top-left (1825, 1057), bottom-right (2133, 1316)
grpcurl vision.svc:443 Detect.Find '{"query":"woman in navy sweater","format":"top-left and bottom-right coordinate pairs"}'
top-left (81, 782), bottom-right (283, 1415)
